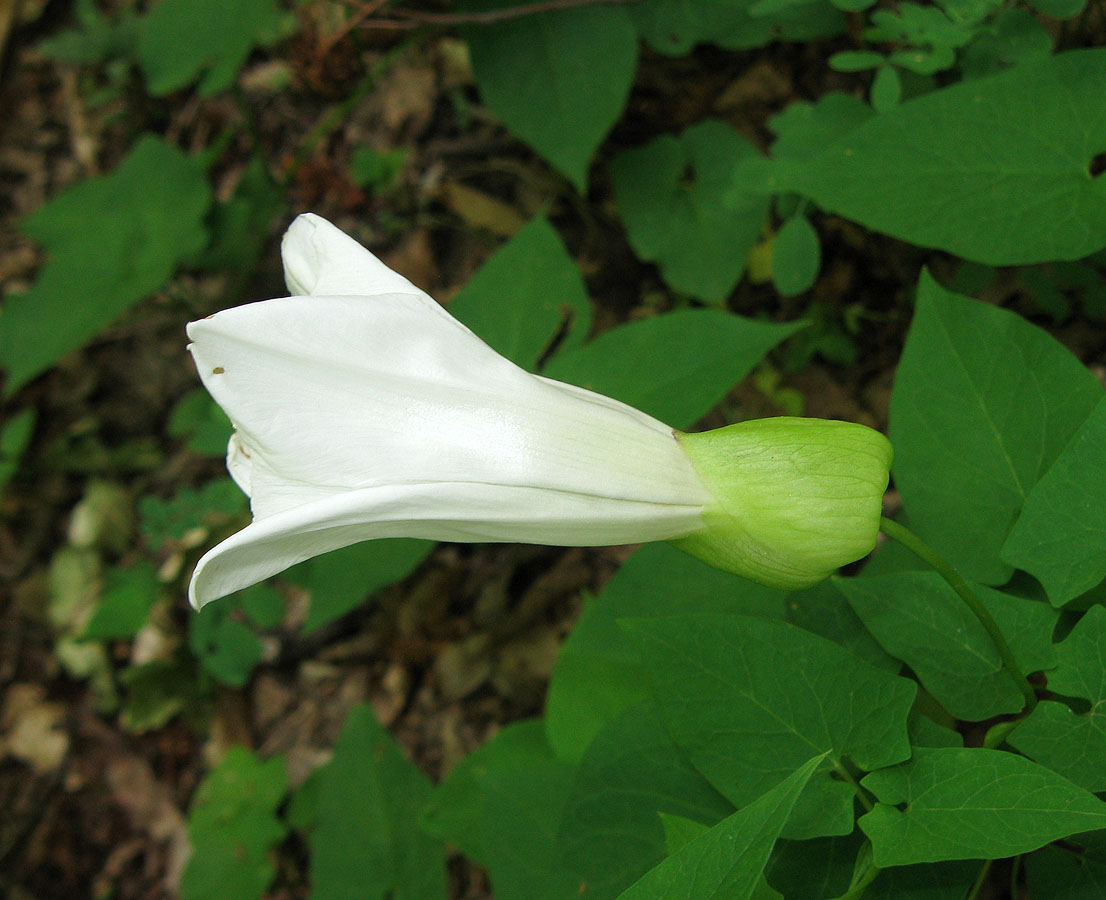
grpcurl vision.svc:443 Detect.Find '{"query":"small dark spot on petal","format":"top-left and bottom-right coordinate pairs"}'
top-left (213, 366), bottom-right (225, 374)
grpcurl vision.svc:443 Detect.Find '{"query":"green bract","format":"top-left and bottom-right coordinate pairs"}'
top-left (671, 418), bottom-right (893, 589)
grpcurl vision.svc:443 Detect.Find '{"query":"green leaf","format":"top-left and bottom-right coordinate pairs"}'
top-left (1002, 397), bottom-right (1106, 606)
top-left (120, 656), bottom-right (210, 733)
top-left (889, 272), bottom-right (1103, 583)
top-left (859, 747), bottom-right (1106, 865)
top-left (284, 539), bottom-right (432, 632)
top-left (465, 1), bottom-right (637, 189)
top-left (626, 614), bottom-right (915, 839)
top-left (237, 583), bottom-right (284, 629)
top-left (960, 8), bottom-right (1052, 80)
top-left (425, 721), bottom-right (578, 900)
top-left (1, 135), bottom-right (210, 393)
top-left (867, 861), bottom-right (980, 900)
top-left (137, 0), bottom-right (286, 96)
top-left (660, 814), bottom-right (710, 854)
top-left (180, 747), bottom-right (286, 900)
top-left (768, 93), bottom-right (873, 161)
top-left (765, 832), bottom-right (862, 899)
top-left (611, 755), bottom-right (825, 900)
top-left (631, 0), bottom-right (843, 56)
top-left (829, 50), bottom-right (885, 71)
top-left (0, 408), bottom-right (35, 494)
top-left (1007, 701), bottom-right (1106, 794)
top-left (140, 479), bottom-right (247, 552)
top-left (307, 705), bottom-right (447, 900)
top-left (448, 216), bottom-right (592, 370)
top-left (784, 579), bottom-right (899, 673)
top-left (189, 604), bottom-right (263, 687)
top-left (423, 720), bottom-right (556, 864)
top-left (1028, 0), bottom-right (1086, 18)
top-left (83, 562), bottom-right (161, 640)
top-left (870, 65), bottom-right (902, 112)
top-left (38, 0), bottom-right (140, 65)
top-left (196, 156), bottom-right (284, 272)
top-left (837, 571), bottom-right (1058, 720)
top-left (908, 710), bottom-right (964, 749)
top-left (772, 215), bottom-right (820, 296)
top-left (610, 120), bottom-right (770, 302)
top-left (775, 49), bottom-right (1106, 264)
top-left (544, 543), bottom-right (786, 762)
top-left (1026, 844), bottom-right (1106, 898)
top-left (552, 702), bottom-right (734, 900)
top-left (168, 389), bottom-right (234, 457)
top-left (1008, 606), bottom-right (1106, 792)
top-left (544, 310), bottom-right (802, 429)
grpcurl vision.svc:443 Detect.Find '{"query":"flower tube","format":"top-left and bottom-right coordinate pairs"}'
top-left (186, 214), bottom-right (892, 608)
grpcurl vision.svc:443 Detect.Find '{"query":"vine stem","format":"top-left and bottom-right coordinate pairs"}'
top-left (878, 517), bottom-right (1037, 714)
top-left (963, 858), bottom-right (992, 900)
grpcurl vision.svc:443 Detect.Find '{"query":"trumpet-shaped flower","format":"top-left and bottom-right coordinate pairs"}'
top-left (186, 214), bottom-right (892, 608)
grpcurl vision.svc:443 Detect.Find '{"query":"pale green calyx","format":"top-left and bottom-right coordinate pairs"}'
top-left (671, 417), bottom-right (893, 590)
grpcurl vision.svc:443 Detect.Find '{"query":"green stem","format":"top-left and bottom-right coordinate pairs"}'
top-left (833, 759), bottom-right (874, 813)
top-left (963, 858), bottom-right (992, 900)
top-left (879, 518), bottom-right (1037, 713)
top-left (830, 842), bottom-right (881, 900)
top-left (1010, 855), bottom-right (1022, 899)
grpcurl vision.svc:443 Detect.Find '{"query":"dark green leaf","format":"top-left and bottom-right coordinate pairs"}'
top-left (631, 0), bottom-right (843, 56)
top-left (867, 861), bottom-right (980, 900)
top-left (889, 272), bottom-right (1103, 583)
top-left (553, 702), bottom-right (734, 900)
top-left (422, 720), bottom-right (574, 890)
top-left (0, 408), bottom-right (36, 494)
top-left (772, 215), bottom-right (820, 297)
top-left (465, 2), bottom-right (637, 189)
top-left (285, 539), bottom-right (431, 632)
top-left (1025, 844), bottom-right (1106, 898)
top-left (137, 0), bottom-right (286, 96)
top-left (84, 562), bottom-right (161, 640)
top-left (308, 705), bottom-right (447, 900)
top-left (168, 389), bottom-right (234, 457)
top-left (189, 605), bottom-right (263, 687)
top-left (180, 747), bottom-right (286, 900)
top-left (448, 216), bottom-right (591, 370)
top-left (544, 311), bottom-right (803, 429)
top-left (860, 747), bottom-right (1106, 865)
top-left (837, 571), bottom-right (1057, 720)
top-left (769, 93), bottom-right (873, 161)
top-left (545, 543), bottom-right (786, 762)
top-left (610, 120), bottom-right (770, 302)
top-left (776, 49), bottom-right (1106, 263)
top-left (627, 614), bottom-right (915, 839)
top-left (1, 136), bottom-right (210, 393)
top-left (611, 755), bottom-right (825, 900)
top-left (1002, 397), bottom-right (1106, 606)
top-left (1008, 606), bottom-right (1106, 791)
top-left (765, 832), bottom-right (862, 899)
top-left (784, 579), bottom-right (899, 673)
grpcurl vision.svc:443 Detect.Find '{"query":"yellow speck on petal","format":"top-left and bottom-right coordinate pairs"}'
top-left (213, 366), bottom-right (225, 374)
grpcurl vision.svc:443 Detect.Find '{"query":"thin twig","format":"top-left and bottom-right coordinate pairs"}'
top-left (372, 0), bottom-right (636, 29)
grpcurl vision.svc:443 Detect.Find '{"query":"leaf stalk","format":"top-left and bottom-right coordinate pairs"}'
top-left (878, 517), bottom-right (1037, 714)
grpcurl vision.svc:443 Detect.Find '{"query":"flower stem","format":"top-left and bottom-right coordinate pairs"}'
top-left (878, 517), bottom-right (1037, 713)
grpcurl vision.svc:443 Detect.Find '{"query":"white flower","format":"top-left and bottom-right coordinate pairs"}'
top-left (186, 214), bottom-right (711, 608)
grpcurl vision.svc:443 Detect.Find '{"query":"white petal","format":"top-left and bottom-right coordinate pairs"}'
top-left (281, 213), bottom-right (424, 297)
top-left (188, 481), bottom-right (703, 608)
top-left (187, 293), bottom-right (708, 522)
